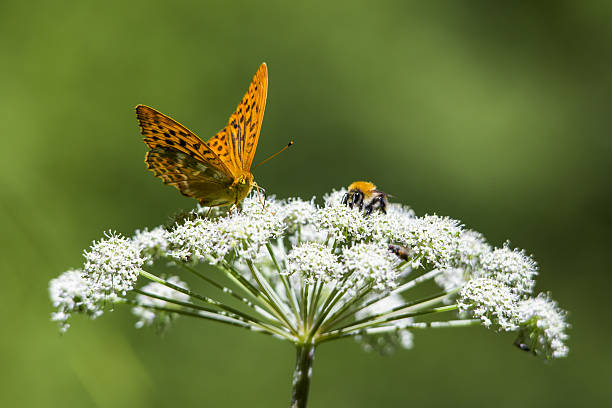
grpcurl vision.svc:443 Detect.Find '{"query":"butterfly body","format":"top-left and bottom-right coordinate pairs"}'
top-left (136, 63), bottom-right (267, 207)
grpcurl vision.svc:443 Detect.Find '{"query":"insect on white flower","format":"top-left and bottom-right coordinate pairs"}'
top-left (49, 188), bottom-right (570, 407)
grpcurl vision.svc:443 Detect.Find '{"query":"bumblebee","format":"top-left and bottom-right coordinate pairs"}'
top-left (342, 181), bottom-right (388, 216)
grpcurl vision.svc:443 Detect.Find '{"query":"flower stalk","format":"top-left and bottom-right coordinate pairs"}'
top-left (291, 343), bottom-right (316, 408)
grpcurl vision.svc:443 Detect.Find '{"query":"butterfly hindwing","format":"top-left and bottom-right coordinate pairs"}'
top-left (136, 105), bottom-right (232, 177)
top-left (145, 147), bottom-right (235, 206)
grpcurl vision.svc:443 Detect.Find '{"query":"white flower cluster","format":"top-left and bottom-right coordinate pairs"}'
top-left (516, 293), bottom-right (570, 359)
top-left (457, 278), bottom-right (520, 331)
top-left (50, 231), bottom-right (146, 332)
top-left (166, 201), bottom-right (285, 263)
top-left (83, 231), bottom-right (145, 298)
top-left (286, 242), bottom-right (342, 283)
top-left (314, 197), bottom-right (380, 243)
top-left (390, 215), bottom-right (465, 269)
top-left (342, 242), bottom-right (398, 293)
top-left (49, 270), bottom-right (103, 333)
top-left (479, 245), bottom-right (538, 297)
top-left (452, 230), bottom-right (491, 271)
top-left (132, 226), bottom-right (169, 264)
top-left (278, 198), bottom-right (318, 232)
top-left (434, 230), bottom-right (491, 292)
top-left (49, 189), bottom-right (569, 359)
top-left (132, 276), bottom-right (190, 329)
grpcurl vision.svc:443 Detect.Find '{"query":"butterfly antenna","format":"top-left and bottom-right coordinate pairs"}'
top-left (253, 141), bottom-right (294, 169)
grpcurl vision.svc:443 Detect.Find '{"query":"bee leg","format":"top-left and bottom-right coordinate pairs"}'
top-left (353, 191), bottom-right (364, 211)
top-left (364, 196), bottom-right (386, 216)
top-left (348, 193), bottom-right (356, 209)
top-left (375, 195), bottom-right (387, 214)
top-left (342, 192), bottom-right (356, 209)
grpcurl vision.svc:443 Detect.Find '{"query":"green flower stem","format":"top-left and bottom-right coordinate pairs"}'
top-left (290, 343), bottom-right (316, 408)
top-left (394, 260), bottom-right (409, 272)
top-left (121, 299), bottom-right (285, 339)
top-left (361, 269), bottom-right (441, 312)
top-left (133, 288), bottom-right (231, 317)
top-left (138, 270), bottom-right (291, 337)
top-left (132, 288), bottom-right (294, 340)
top-left (246, 260), bottom-right (298, 335)
top-left (315, 283), bottom-right (374, 334)
top-left (244, 239), bottom-right (294, 322)
top-left (329, 238), bottom-right (338, 254)
top-left (332, 288), bottom-right (460, 330)
top-left (317, 317), bottom-right (480, 342)
top-left (307, 275), bottom-right (352, 337)
top-left (325, 268), bottom-right (443, 330)
top-left (176, 262), bottom-right (264, 314)
top-left (405, 319), bottom-right (481, 329)
top-left (318, 305), bottom-right (458, 343)
top-left (392, 269), bottom-right (442, 294)
top-left (402, 289), bottom-right (459, 313)
top-left (307, 282), bottom-right (324, 329)
top-left (315, 268), bottom-right (439, 334)
top-left (219, 261), bottom-right (295, 325)
top-left (301, 283), bottom-right (310, 334)
top-left (267, 242), bottom-right (301, 320)
top-left (220, 261), bottom-right (271, 306)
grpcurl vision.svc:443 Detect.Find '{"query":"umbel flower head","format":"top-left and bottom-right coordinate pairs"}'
top-left (49, 189), bottom-right (569, 361)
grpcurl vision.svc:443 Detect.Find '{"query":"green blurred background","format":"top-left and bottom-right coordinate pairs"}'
top-left (1, 0), bottom-right (610, 407)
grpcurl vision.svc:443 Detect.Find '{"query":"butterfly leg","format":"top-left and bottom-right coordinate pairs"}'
top-left (226, 204), bottom-right (235, 217)
top-left (205, 207), bottom-right (213, 218)
top-left (253, 182), bottom-right (268, 211)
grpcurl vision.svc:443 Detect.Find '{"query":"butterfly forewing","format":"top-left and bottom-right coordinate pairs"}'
top-left (136, 105), bottom-right (232, 177)
top-left (241, 62), bottom-right (267, 170)
top-left (207, 62), bottom-right (268, 172)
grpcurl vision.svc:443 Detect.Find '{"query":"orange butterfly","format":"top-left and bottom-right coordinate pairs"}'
top-left (136, 63), bottom-right (269, 208)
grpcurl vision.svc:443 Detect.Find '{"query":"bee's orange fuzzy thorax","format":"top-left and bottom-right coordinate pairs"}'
top-left (348, 181), bottom-right (377, 198)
